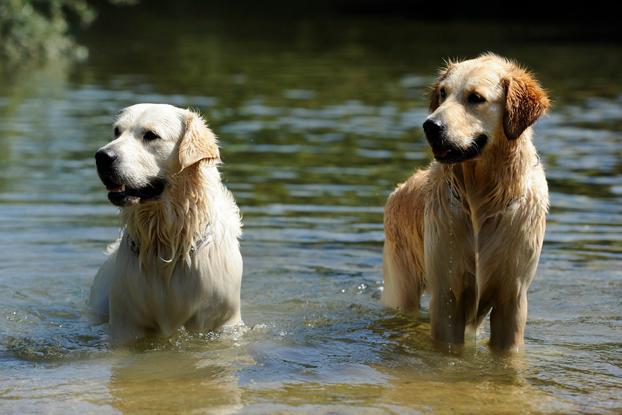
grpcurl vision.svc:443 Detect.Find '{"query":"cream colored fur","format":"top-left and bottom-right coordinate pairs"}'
top-left (89, 104), bottom-right (242, 345)
top-left (383, 54), bottom-right (550, 352)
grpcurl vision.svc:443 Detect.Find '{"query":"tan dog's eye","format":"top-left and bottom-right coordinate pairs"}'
top-left (114, 127), bottom-right (121, 137)
top-left (439, 87), bottom-right (447, 99)
top-left (467, 92), bottom-right (486, 104)
top-left (143, 131), bottom-right (160, 141)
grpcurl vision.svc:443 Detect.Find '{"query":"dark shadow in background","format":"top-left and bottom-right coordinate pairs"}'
top-left (92, 0), bottom-right (620, 42)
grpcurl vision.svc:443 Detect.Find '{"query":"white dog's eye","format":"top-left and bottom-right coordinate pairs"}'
top-left (114, 127), bottom-right (121, 137)
top-left (143, 131), bottom-right (160, 142)
top-left (467, 92), bottom-right (486, 104)
top-left (439, 87), bottom-right (447, 99)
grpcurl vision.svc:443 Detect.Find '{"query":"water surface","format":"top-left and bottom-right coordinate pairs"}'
top-left (0, 14), bottom-right (621, 414)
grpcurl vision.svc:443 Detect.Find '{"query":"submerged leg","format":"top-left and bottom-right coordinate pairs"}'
top-left (489, 291), bottom-right (528, 352)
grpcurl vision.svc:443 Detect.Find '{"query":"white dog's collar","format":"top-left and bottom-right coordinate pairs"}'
top-left (126, 225), bottom-right (213, 259)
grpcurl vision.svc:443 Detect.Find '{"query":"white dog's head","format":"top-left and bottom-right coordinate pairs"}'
top-left (424, 53), bottom-right (550, 164)
top-left (95, 104), bottom-right (220, 206)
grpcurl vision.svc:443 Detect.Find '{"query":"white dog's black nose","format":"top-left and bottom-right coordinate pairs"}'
top-left (423, 119), bottom-right (445, 146)
top-left (95, 148), bottom-right (117, 171)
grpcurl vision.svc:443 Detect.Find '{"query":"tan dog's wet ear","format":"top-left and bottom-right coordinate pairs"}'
top-left (428, 61), bottom-right (454, 112)
top-left (428, 80), bottom-right (442, 112)
top-left (502, 68), bottom-right (550, 140)
top-left (177, 110), bottom-right (220, 173)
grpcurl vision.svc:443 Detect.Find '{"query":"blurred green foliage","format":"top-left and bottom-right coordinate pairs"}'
top-left (0, 0), bottom-right (133, 66)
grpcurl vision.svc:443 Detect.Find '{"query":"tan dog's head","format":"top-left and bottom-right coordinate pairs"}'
top-left (424, 53), bottom-right (549, 164)
top-left (95, 103), bottom-right (219, 206)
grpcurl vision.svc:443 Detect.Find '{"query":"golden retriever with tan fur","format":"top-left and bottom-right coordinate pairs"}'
top-left (382, 54), bottom-right (550, 351)
top-left (89, 104), bottom-right (242, 345)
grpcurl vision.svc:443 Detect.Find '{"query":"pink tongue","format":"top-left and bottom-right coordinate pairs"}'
top-left (126, 196), bottom-right (140, 205)
top-left (107, 184), bottom-right (125, 192)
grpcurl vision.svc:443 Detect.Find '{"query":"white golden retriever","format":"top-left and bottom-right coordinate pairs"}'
top-left (383, 54), bottom-right (550, 351)
top-left (89, 103), bottom-right (243, 345)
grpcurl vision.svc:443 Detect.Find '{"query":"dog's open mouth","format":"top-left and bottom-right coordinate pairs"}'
top-left (433, 134), bottom-right (488, 164)
top-left (105, 179), bottom-right (166, 207)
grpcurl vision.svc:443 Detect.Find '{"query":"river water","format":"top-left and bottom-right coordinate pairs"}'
top-left (0, 13), bottom-right (620, 414)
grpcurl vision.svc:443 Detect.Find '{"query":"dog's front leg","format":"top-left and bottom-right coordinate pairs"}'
top-left (477, 205), bottom-right (546, 352)
top-left (425, 201), bottom-right (476, 346)
top-left (108, 283), bottom-right (148, 346)
top-left (109, 307), bottom-right (147, 346)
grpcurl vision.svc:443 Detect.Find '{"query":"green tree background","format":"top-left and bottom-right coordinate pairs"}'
top-left (0, 0), bottom-right (133, 65)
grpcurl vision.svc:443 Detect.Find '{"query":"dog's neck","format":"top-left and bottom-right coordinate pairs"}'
top-left (121, 162), bottom-right (220, 270)
top-left (443, 128), bottom-right (540, 223)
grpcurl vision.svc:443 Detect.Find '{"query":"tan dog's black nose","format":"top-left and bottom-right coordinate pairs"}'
top-left (423, 119), bottom-right (445, 147)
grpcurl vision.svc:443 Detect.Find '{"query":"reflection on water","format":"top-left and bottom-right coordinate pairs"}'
top-left (109, 335), bottom-right (249, 414)
top-left (0, 13), bottom-right (621, 414)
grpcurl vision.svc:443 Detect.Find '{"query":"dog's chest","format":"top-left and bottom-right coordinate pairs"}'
top-left (117, 241), bottom-right (238, 335)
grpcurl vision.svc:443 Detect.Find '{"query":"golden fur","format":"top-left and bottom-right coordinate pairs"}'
top-left (383, 54), bottom-right (550, 351)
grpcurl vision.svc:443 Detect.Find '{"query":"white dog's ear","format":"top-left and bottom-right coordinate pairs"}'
top-left (502, 68), bottom-right (550, 140)
top-left (177, 110), bottom-right (220, 173)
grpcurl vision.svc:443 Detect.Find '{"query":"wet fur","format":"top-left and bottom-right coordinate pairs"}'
top-left (383, 54), bottom-right (550, 351)
top-left (89, 104), bottom-right (243, 345)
